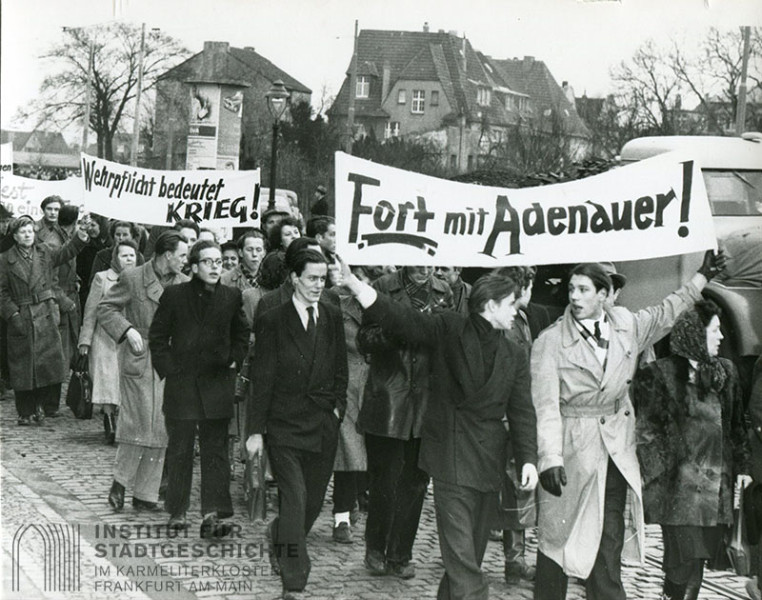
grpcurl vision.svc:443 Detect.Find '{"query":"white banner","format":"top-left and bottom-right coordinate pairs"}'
top-left (80, 154), bottom-right (261, 227)
top-left (0, 172), bottom-right (82, 220)
top-left (335, 151), bottom-right (716, 266)
top-left (1, 143), bottom-right (12, 173)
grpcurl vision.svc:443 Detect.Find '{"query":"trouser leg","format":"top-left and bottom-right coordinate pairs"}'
top-left (503, 530), bottom-right (525, 562)
top-left (268, 445), bottom-right (310, 592)
top-left (534, 552), bottom-right (568, 600)
top-left (365, 434), bottom-right (405, 559)
top-left (387, 437), bottom-right (429, 565)
top-left (41, 383), bottom-right (61, 415)
top-left (164, 417), bottom-right (197, 517)
top-left (14, 389), bottom-right (35, 418)
top-left (114, 443), bottom-right (141, 489)
top-left (302, 429), bottom-right (338, 535)
top-left (586, 457), bottom-right (628, 600)
top-left (434, 479), bottom-right (492, 600)
top-left (198, 418), bottom-right (233, 518)
top-left (333, 471), bottom-right (358, 514)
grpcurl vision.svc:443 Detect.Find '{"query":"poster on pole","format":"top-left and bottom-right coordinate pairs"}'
top-left (0, 172), bottom-right (82, 219)
top-left (186, 84), bottom-right (221, 170)
top-left (80, 154), bottom-right (260, 227)
top-left (335, 151), bottom-right (716, 267)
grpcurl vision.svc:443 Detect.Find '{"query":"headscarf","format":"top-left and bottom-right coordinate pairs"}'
top-left (110, 239), bottom-right (139, 274)
top-left (669, 307), bottom-right (727, 393)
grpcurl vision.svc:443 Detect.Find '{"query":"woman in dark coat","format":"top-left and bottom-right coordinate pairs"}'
top-left (634, 299), bottom-right (751, 600)
top-left (0, 214), bottom-right (89, 425)
top-left (258, 217), bottom-right (301, 290)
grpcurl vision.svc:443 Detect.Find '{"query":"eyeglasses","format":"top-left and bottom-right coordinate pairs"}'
top-left (198, 258), bottom-right (223, 267)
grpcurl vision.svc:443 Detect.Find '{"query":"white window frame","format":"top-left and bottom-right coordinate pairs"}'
top-left (385, 121), bottom-right (400, 139)
top-left (477, 87), bottom-right (491, 107)
top-left (356, 76), bottom-right (370, 98)
top-left (411, 90), bottom-right (425, 114)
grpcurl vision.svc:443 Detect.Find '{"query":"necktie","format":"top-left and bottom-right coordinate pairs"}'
top-left (306, 306), bottom-right (316, 342)
top-left (593, 320), bottom-right (609, 350)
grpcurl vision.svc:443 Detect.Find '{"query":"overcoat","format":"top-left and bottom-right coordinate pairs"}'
top-left (634, 356), bottom-right (750, 526)
top-left (97, 261), bottom-right (188, 447)
top-left (0, 235), bottom-right (86, 391)
top-left (334, 293), bottom-right (369, 472)
top-left (531, 281), bottom-right (702, 578)
top-left (148, 278), bottom-right (249, 420)
top-left (364, 294), bottom-right (537, 492)
top-left (357, 271), bottom-right (453, 440)
top-left (35, 220), bottom-right (79, 364)
top-left (78, 269), bottom-right (120, 404)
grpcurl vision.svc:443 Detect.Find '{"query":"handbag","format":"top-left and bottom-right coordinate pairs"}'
top-left (727, 481), bottom-right (752, 576)
top-left (66, 354), bottom-right (93, 420)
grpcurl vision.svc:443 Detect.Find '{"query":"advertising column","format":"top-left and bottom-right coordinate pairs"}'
top-left (186, 84), bottom-right (245, 171)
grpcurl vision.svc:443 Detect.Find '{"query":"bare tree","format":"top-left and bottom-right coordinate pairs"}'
top-left (15, 23), bottom-right (188, 161)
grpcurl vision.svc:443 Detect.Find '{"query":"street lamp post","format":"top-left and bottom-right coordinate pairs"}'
top-left (265, 79), bottom-right (291, 211)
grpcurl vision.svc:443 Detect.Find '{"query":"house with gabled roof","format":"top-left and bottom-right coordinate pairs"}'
top-left (151, 41), bottom-right (311, 170)
top-left (328, 26), bottom-right (590, 172)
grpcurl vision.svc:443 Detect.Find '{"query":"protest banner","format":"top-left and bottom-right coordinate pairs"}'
top-left (335, 151), bottom-right (716, 267)
top-left (80, 154), bottom-right (261, 227)
top-left (1, 143), bottom-right (13, 173)
top-left (0, 172), bottom-right (82, 219)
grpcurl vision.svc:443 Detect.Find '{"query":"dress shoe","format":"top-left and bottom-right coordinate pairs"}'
top-left (17, 416), bottom-right (32, 426)
top-left (267, 520), bottom-right (281, 575)
top-left (332, 522), bottom-right (353, 544)
top-left (200, 513), bottom-right (233, 538)
top-left (388, 561), bottom-right (415, 579)
top-left (505, 558), bottom-right (536, 584)
top-left (32, 406), bottom-right (45, 425)
top-left (282, 589), bottom-right (304, 600)
top-left (364, 550), bottom-right (387, 576)
top-left (132, 498), bottom-right (160, 511)
top-left (167, 514), bottom-right (188, 531)
top-left (108, 480), bottom-right (125, 510)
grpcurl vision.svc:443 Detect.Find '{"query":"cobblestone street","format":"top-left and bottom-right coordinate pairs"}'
top-left (0, 398), bottom-right (754, 600)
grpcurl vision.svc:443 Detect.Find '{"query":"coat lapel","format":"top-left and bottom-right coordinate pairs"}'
top-left (143, 262), bottom-right (165, 305)
top-left (308, 304), bottom-right (331, 383)
top-left (7, 248), bottom-right (31, 284)
top-left (283, 301), bottom-right (315, 366)
top-left (600, 308), bottom-right (634, 390)
top-left (560, 308), bottom-right (604, 381)
top-left (459, 320), bottom-right (484, 390)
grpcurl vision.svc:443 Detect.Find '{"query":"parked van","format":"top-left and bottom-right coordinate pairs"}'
top-left (617, 134), bottom-right (762, 385)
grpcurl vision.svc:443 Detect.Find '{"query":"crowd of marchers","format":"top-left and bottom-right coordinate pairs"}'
top-left (1, 186), bottom-right (761, 600)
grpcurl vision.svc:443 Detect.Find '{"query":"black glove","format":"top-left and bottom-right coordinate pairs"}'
top-left (697, 249), bottom-right (727, 280)
top-left (539, 466), bottom-right (567, 497)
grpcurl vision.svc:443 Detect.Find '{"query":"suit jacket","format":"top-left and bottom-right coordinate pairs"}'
top-left (149, 278), bottom-right (249, 420)
top-left (247, 299), bottom-right (348, 453)
top-left (364, 293), bottom-right (536, 492)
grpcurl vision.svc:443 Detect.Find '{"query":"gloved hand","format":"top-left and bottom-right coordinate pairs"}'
top-left (539, 466), bottom-right (567, 497)
top-left (697, 248), bottom-right (727, 280)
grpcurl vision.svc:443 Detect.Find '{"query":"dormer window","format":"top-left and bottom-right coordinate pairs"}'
top-left (356, 76), bottom-right (370, 98)
top-left (477, 87), bottom-right (491, 107)
top-left (412, 90), bottom-right (425, 114)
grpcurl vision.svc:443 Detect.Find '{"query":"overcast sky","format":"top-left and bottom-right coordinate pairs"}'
top-left (2, 0), bottom-right (761, 131)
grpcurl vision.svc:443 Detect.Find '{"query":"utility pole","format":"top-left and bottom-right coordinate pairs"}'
top-left (345, 20), bottom-right (359, 155)
top-left (82, 40), bottom-right (94, 154)
top-left (131, 22), bottom-right (146, 166)
top-left (735, 26), bottom-right (751, 136)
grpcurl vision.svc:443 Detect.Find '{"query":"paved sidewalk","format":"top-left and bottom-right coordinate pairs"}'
top-left (0, 398), bottom-right (753, 599)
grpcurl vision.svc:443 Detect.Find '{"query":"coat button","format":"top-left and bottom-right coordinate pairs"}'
top-left (600, 417), bottom-right (606, 424)
top-left (626, 379), bottom-right (632, 384)
top-left (625, 411), bottom-right (631, 417)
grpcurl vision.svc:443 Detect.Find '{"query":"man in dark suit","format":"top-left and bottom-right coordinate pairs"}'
top-left (149, 240), bottom-right (249, 537)
top-left (246, 249), bottom-right (347, 600)
top-left (341, 259), bottom-right (538, 600)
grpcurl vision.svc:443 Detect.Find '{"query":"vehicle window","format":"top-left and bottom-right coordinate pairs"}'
top-left (702, 170), bottom-right (762, 216)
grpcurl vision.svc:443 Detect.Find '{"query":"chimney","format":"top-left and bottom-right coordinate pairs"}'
top-left (523, 55), bottom-right (535, 69)
top-left (202, 41), bottom-right (230, 79)
top-left (423, 22), bottom-right (430, 33)
top-left (381, 60), bottom-right (391, 102)
top-left (243, 46), bottom-right (256, 53)
top-left (562, 81), bottom-right (575, 105)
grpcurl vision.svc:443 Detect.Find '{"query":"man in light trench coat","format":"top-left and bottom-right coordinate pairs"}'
top-left (531, 251), bottom-right (724, 600)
